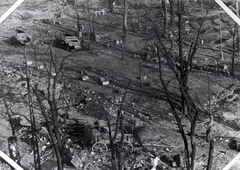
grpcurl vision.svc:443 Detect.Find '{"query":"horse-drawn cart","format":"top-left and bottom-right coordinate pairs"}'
top-left (60, 120), bottom-right (135, 169)
top-left (91, 123), bottom-right (134, 157)
top-left (61, 120), bottom-right (135, 157)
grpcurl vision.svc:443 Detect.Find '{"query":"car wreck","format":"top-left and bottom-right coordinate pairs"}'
top-left (57, 33), bottom-right (82, 51)
top-left (16, 29), bottom-right (31, 46)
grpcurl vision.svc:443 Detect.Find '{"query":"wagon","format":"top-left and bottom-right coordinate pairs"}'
top-left (91, 123), bottom-right (134, 157)
top-left (61, 120), bottom-right (135, 158)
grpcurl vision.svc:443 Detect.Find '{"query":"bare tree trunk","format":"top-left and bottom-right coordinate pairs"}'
top-left (150, 1), bottom-right (208, 169)
top-left (31, 48), bottom-right (72, 170)
top-left (87, 0), bottom-right (92, 48)
top-left (118, 113), bottom-right (124, 170)
top-left (3, 99), bottom-right (15, 136)
top-left (26, 76), bottom-right (41, 170)
top-left (206, 139), bottom-right (214, 170)
top-left (109, 0), bottom-right (114, 13)
top-left (236, 0), bottom-right (239, 57)
top-left (24, 48), bottom-right (41, 170)
top-left (206, 70), bottom-right (214, 169)
top-left (107, 120), bottom-right (116, 170)
top-left (33, 87), bottom-right (64, 170)
top-left (92, 11), bottom-right (95, 34)
top-left (162, 0), bottom-right (168, 38)
top-left (232, 25), bottom-right (236, 76)
top-left (206, 70), bottom-right (213, 143)
top-left (220, 15), bottom-right (224, 60)
top-left (156, 45), bottom-right (191, 169)
top-left (169, 0), bottom-right (175, 25)
top-left (74, 6), bottom-right (82, 39)
top-left (49, 49), bottom-right (64, 170)
top-left (123, 0), bottom-right (128, 43)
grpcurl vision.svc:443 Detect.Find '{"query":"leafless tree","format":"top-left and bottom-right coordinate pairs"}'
top-left (32, 47), bottom-right (73, 170)
top-left (123, 0), bottom-right (128, 43)
top-left (150, 1), bottom-right (213, 169)
top-left (227, 21), bottom-right (238, 76)
top-left (98, 89), bottom-right (128, 170)
top-left (230, 24), bottom-right (238, 76)
top-left (206, 70), bottom-right (214, 170)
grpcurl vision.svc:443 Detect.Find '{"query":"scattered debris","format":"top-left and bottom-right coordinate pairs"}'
top-left (26, 60), bottom-right (33, 66)
top-left (100, 77), bottom-right (109, 86)
top-left (150, 156), bottom-right (160, 170)
top-left (94, 9), bottom-right (107, 17)
top-left (81, 75), bottom-right (89, 81)
top-left (115, 40), bottom-right (123, 45)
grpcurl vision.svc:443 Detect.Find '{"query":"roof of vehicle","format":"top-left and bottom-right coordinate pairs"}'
top-left (65, 36), bottom-right (79, 40)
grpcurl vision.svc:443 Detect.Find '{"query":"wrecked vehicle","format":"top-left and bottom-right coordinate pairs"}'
top-left (58, 34), bottom-right (82, 51)
top-left (16, 29), bottom-right (31, 46)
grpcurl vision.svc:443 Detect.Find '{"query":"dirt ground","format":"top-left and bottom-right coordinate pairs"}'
top-left (1, 0), bottom-right (240, 169)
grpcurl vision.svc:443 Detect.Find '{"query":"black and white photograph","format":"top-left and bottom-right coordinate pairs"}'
top-left (0, 0), bottom-right (240, 169)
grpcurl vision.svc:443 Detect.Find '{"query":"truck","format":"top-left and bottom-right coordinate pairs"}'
top-left (16, 29), bottom-right (31, 46)
top-left (58, 34), bottom-right (82, 51)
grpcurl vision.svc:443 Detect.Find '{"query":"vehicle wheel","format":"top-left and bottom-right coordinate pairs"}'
top-left (120, 141), bottom-right (133, 155)
top-left (92, 142), bottom-right (108, 156)
top-left (66, 46), bottom-right (71, 51)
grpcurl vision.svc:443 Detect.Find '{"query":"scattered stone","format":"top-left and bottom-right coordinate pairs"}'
top-left (100, 77), bottom-right (109, 86)
top-left (82, 75), bottom-right (89, 81)
top-left (146, 54), bottom-right (151, 60)
top-left (38, 65), bottom-right (45, 69)
top-left (140, 75), bottom-right (147, 81)
top-left (172, 161), bottom-right (177, 167)
top-left (164, 148), bottom-right (172, 152)
top-left (26, 61), bottom-right (33, 65)
top-left (192, 59), bottom-right (197, 65)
